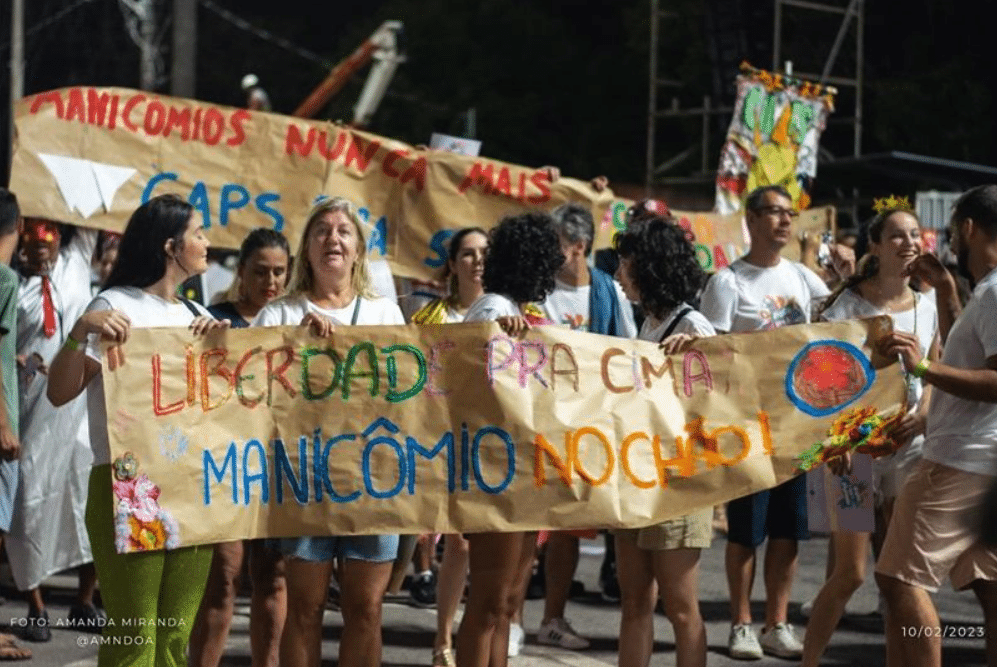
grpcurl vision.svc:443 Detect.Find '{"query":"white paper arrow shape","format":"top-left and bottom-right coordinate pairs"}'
top-left (37, 153), bottom-right (136, 218)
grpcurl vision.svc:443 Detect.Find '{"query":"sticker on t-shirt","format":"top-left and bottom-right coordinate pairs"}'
top-left (761, 296), bottom-right (806, 329)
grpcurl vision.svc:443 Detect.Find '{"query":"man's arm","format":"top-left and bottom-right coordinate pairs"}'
top-left (881, 330), bottom-right (997, 403)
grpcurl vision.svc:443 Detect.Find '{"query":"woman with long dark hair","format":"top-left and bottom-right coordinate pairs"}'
top-left (455, 211), bottom-right (564, 667)
top-left (409, 227), bottom-right (489, 667)
top-left (47, 193), bottom-right (228, 666)
top-left (801, 206), bottom-right (939, 667)
top-left (611, 216), bottom-right (714, 667)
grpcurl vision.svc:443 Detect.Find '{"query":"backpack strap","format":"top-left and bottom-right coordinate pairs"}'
top-left (660, 305), bottom-right (694, 341)
top-left (178, 297), bottom-right (203, 319)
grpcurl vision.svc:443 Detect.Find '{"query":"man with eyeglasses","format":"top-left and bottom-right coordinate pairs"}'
top-left (875, 184), bottom-right (997, 667)
top-left (699, 184), bottom-right (835, 660)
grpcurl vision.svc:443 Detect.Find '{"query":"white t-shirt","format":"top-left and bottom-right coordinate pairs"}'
top-left (84, 287), bottom-right (211, 466)
top-left (540, 278), bottom-right (637, 337)
top-left (464, 293), bottom-right (521, 323)
top-left (820, 287), bottom-right (939, 481)
top-left (699, 258), bottom-right (830, 333)
top-left (922, 267), bottom-right (997, 476)
top-left (639, 303), bottom-right (716, 342)
top-left (254, 293), bottom-right (404, 327)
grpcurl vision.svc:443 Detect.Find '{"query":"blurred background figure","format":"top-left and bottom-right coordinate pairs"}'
top-left (242, 74), bottom-right (272, 112)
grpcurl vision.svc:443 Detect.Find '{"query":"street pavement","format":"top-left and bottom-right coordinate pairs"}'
top-left (0, 533), bottom-right (987, 666)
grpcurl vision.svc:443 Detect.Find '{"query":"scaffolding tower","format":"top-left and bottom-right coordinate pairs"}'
top-left (645, 0), bottom-right (865, 196)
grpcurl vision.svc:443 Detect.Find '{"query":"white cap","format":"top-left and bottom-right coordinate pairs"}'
top-left (241, 73), bottom-right (259, 90)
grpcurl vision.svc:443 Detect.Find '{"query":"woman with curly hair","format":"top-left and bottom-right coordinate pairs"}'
top-left (611, 216), bottom-right (714, 667)
top-left (455, 212), bottom-right (563, 667)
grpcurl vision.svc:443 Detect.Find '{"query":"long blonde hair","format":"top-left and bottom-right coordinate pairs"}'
top-left (287, 197), bottom-right (376, 299)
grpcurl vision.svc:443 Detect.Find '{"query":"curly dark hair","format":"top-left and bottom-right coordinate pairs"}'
top-left (482, 212), bottom-right (564, 304)
top-left (613, 216), bottom-right (706, 319)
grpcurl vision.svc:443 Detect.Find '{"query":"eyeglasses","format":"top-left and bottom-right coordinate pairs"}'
top-left (754, 206), bottom-right (799, 219)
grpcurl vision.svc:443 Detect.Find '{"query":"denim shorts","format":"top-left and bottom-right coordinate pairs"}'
top-left (270, 534), bottom-right (399, 563)
top-left (727, 474), bottom-right (809, 548)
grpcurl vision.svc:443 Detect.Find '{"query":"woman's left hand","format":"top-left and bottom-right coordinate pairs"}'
top-left (496, 316), bottom-right (531, 336)
top-left (189, 316), bottom-right (230, 336)
top-left (891, 412), bottom-right (927, 449)
top-left (659, 333), bottom-right (698, 355)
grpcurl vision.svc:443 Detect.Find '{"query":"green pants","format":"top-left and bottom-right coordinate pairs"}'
top-left (86, 465), bottom-right (212, 667)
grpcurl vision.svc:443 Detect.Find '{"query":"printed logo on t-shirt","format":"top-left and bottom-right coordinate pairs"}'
top-left (761, 296), bottom-right (806, 329)
top-left (560, 313), bottom-right (587, 330)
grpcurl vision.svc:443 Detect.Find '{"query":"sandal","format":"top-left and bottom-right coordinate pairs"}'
top-left (0, 634), bottom-right (31, 661)
top-left (431, 647), bottom-right (455, 667)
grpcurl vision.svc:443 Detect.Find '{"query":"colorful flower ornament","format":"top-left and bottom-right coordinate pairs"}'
top-left (110, 453), bottom-right (181, 552)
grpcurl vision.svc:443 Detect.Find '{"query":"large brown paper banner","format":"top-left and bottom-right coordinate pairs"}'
top-left (10, 87), bottom-right (831, 282)
top-left (101, 318), bottom-right (903, 553)
top-left (9, 87), bottom-right (609, 282)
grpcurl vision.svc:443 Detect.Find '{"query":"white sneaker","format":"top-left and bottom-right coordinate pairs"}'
top-left (760, 622), bottom-right (804, 658)
top-left (507, 622), bottom-right (525, 657)
top-left (728, 624), bottom-right (763, 660)
top-left (537, 617), bottom-right (590, 650)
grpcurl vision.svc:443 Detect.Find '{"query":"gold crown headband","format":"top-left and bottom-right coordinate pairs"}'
top-left (872, 195), bottom-right (913, 214)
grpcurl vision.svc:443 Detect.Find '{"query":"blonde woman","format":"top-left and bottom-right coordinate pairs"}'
top-left (254, 197), bottom-right (404, 667)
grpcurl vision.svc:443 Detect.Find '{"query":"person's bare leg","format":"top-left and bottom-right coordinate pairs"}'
top-left (875, 573), bottom-right (940, 667)
top-left (190, 541), bottom-right (244, 667)
top-left (434, 534), bottom-right (469, 653)
top-left (655, 549), bottom-right (706, 667)
top-left (26, 587), bottom-right (44, 614)
top-left (971, 579), bottom-right (997, 667)
top-left (508, 533), bottom-right (536, 629)
top-left (615, 535), bottom-right (654, 667)
top-left (801, 531), bottom-right (868, 667)
top-left (542, 532), bottom-right (579, 624)
top-left (249, 541), bottom-right (286, 667)
top-left (338, 558), bottom-right (393, 667)
top-left (455, 532), bottom-right (524, 667)
top-left (280, 558), bottom-right (335, 667)
top-left (763, 538), bottom-right (798, 630)
top-left (726, 541), bottom-right (756, 625)
top-left (77, 563), bottom-right (98, 606)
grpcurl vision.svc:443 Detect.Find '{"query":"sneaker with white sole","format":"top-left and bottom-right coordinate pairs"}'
top-left (760, 622), bottom-right (803, 658)
top-left (728, 624), bottom-right (763, 660)
top-left (537, 617), bottom-right (589, 650)
top-left (507, 622), bottom-right (525, 657)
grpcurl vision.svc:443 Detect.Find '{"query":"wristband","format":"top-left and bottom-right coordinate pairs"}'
top-left (64, 334), bottom-right (83, 351)
top-left (911, 357), bottom-right (931, 379)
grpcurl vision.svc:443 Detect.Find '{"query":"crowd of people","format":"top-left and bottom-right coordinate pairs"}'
top-left (0, 179), bottom-right (994, 667)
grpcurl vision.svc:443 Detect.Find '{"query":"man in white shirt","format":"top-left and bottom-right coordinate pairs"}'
top-left (535, 203), bottom-right (636, 651)
top-left (876, 184), bottom-right (997, 667)
top-left (700, 185), bottom-right (831, 660)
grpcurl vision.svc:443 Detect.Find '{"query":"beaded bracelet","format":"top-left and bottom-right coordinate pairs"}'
top-left (64, 334), bottom-right (83, 351)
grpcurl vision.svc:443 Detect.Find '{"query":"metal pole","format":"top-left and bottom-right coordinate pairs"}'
top-left (773, 0), bottom-right (782, 70)
top-left (701, 95), bottom-right (710, 173)
top-left (646, 0), bottom-right (659, 196)
top-left (9, 0), bottom-right (24, 165)
top-left (819, 0), bottom-right (859, 83)
top-left (854, 0), bottom-right (863, 156)
top-left (171, 0), bottom-right (197, 97)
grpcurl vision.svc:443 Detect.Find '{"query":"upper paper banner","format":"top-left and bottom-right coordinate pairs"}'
top-left (10, 87), bottom-right (832, 281)
top-left (715, 66), bottom-right (835, 215)
top-left (100, 318), bottom-right (903, 553)
top-left (10, 87), bottom-right (609, 281)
